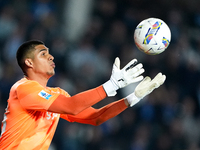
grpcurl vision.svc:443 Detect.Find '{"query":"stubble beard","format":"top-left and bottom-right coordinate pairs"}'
top-left (47, 70), bottom-right (55, 77)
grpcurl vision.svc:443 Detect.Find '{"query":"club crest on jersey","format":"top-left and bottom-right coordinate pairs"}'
top-left (38, 90), bottom-right (52, 100)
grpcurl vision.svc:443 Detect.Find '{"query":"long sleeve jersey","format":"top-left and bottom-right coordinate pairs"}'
top-left (0, 78), bottom-right (127, 150)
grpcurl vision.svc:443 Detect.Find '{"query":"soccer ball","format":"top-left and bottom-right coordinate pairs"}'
top-left (134, 18), bottom-right (171, 55)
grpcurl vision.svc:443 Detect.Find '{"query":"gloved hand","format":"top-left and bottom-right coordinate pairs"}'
top-left (126, 72), bottom-right (166, 107)
top-left (103, 57), bottom-right (144, 96)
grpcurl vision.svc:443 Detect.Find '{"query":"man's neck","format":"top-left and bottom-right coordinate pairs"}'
top-left (25, 74), bottom-right (49, 88)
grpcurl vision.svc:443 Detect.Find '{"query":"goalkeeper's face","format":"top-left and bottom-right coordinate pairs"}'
top-left (28, 45), bottom-right (55, 78)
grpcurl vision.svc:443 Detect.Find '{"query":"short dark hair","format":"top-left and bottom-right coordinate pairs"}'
top-left (16, 40), bottom-right (44, 73)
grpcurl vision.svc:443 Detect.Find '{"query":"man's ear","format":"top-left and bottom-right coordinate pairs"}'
top-left (25, 59), bottom-right (33, 68)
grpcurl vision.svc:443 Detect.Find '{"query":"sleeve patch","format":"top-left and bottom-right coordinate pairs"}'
top-left (38, 90), bottom-right (52, 100)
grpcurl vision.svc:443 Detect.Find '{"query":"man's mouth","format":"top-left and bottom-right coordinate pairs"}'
top-left (51, 63), bottom-right (55, 68)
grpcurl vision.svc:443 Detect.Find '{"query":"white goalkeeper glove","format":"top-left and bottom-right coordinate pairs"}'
top-left (103, 57), bottom-right (144, 96)
top-left (126, 72), bottom-right (166, 107)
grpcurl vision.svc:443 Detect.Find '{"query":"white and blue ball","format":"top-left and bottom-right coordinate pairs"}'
top-left (134, 18), bottom-right (171, 55)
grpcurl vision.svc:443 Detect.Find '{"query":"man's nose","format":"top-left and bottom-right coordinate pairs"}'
top-left (49, 54), bottom-right (54, 60)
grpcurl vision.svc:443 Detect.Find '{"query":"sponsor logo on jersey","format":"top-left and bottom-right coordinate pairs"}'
top-left (38, 90), bottom-right (52, 100)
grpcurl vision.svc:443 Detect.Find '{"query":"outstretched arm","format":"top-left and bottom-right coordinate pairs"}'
top-left (48, 86), bottom-right (107, 115)
top-left (61, 99), bottom-right (128, 126)
top-left (48, 57), bottom-right (144, 115)
top-left (59, 72), bottom-right (166, 126)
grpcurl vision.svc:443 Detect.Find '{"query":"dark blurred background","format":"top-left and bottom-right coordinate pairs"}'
top-left (1, 0), bottom-right (200, 150)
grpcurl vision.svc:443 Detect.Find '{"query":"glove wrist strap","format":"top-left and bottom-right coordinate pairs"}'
top-left (103, 80), bottom-right (117, 97)
top-left (126, 92), bottom-right (141, 107)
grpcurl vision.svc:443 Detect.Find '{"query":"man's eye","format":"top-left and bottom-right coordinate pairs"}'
top-left (42, 52), bottom-right (45, 55)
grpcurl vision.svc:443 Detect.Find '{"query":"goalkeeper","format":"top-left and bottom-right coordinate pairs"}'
top-left (0, 40), bottom-right (166, 150)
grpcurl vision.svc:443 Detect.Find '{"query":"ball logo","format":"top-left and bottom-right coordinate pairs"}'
top-left (162, 37), bottom-right (170, 48)
top-left (143, 21), bottom-right (162, 44)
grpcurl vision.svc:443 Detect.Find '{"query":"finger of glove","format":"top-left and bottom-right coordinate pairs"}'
top-left (151, 73), bottom-right (166, 86)
top-left (126, 63), bottom-right (143, 75)
top-left (153, 81), bottom-right (164, 91)
top-left (130, 68), bottom-right (145, 78)
top-left (161, 75), bottom-right (166, 84)
top-left (135, 77), bottom-right (154, 98)
top-left (130, 75), bottom-right (144, 83)
top-left (135, 82), bottom-right (158, 98)
top-left (135, 76), bottom-right (151, 91)
top-left (140, 76), bottom-right (151, 85)
top-left (151, 72), bottom-right (164, 82)
top-left (125, 68), bottom-right (144, 82)
top-left (148, 82), bottom-right (159, 92)
top-left (114, 57), bottom-right (120, 69)
top-left (125, 68), bottom-right (144, 84)
top-left (157, 74), bottom-right (166, 86)
top-left (123, 59), bottom-right (138, 72)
